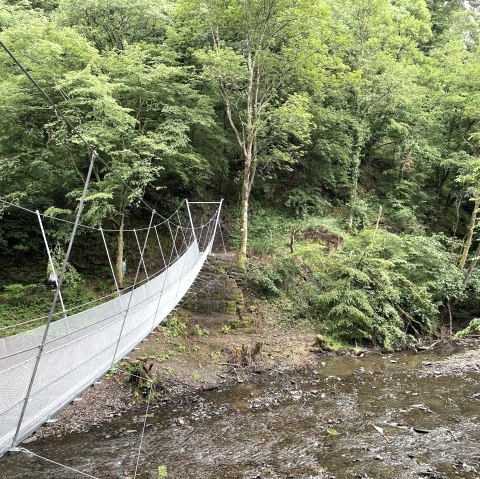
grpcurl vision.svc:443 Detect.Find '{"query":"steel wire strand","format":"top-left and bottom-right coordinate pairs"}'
top-left (133, 383), bottom-right (153, 479)
top-left (0, 216), bottom-right (218, 333)
top-left (0, 196), bottom-right (187, 232)
top-left (17, 448), bottom-right (102, 479)
top-left (11, 150), bottom-right (97, 447)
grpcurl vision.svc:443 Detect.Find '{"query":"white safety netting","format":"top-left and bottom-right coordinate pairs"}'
top-left (0, 232), bottom-right (213, 456)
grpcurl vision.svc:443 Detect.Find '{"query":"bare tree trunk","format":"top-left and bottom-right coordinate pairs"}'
top-left (348, 128), bottom-right (364, 231)
top-left (239, 164), bottom-right (250, 270)
top-left (237, 38), bottom-right (257, 270)
top-left (374, 205), bottom-right (382, 233)
top-left (290, 226), bottom-right (298, 254)
top-left (349, 156), bottom-right (360, 231)
top-left (452, 186), bottom-right (465, 241)
top-left (116, 215), bottom-right (125, 288)
top-left (238, 134), bottom-right (256, 269)
top-left (459, 197), bottom-right (480, 269)
top-left (447, 299), bottom-right (453, 337)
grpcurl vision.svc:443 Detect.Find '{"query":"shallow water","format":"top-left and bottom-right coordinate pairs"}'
top-left (1, 349), bottom-right (479, 479)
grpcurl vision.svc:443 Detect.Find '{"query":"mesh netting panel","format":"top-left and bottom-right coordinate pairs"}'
top-left (0, 239), bottom-right (211, 455)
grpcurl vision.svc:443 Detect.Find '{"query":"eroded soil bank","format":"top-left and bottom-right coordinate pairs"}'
top-left (0, 337), bottom-right (479, 479)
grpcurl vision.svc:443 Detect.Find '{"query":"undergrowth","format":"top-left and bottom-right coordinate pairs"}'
top-left (0, 281), bottom-right (103, 337)
top-left (245, 208), bottom-right (464, 351)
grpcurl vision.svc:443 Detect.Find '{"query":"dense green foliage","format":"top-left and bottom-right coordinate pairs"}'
top-left (2, 0), bottom-right (480, 348)
top-left (245, 210), bottom-right (465, 349)
top-left (455, 318), bottom-right (480, 338)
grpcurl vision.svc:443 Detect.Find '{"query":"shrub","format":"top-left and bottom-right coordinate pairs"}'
top-left (284, 188), bottom-right (330, 218)
top-left (0, 283), bottom-right (47, 304)
top-left (248, 212), bottom-right (461, 350)
top-left (249, 263), bottom-right (284, 297)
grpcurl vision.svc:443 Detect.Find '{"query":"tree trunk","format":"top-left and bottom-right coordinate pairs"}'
top-left (459, 197), bottom-right (480, 269)
top-left (447, 299), bottom-right (453, 337)
top-left (290, 226), bottom-right (298, 254)
top-left (116, 215), bottom-right (125, 288)
top-left (452, 187), bottom-right (465, 242)
top-left (237, 40), bottom-right (257, 270)
top-left (463, 240), bottom-right (480, 286)
top-left (348, 168), bottom-right (359, 231)
top-left (238, 152), bottom-right (252, 270)
top-left (349, 132), bottom-right (363, 231)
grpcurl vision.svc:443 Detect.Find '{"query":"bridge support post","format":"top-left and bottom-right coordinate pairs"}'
top-left (36, 210), bottom-right (67, 317)
top-left (209, 199), bottom-right (223, 254)
top-left (185, 200), bottom-right (197, 244)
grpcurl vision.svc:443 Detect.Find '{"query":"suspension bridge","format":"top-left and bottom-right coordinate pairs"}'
top-left (0, 39), bottom-right (226, 464)
top-left (0, 198), bottom-right (223, 458)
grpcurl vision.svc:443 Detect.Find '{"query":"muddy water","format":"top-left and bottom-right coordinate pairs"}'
top-left (1, 349), bottom-right (479, 479)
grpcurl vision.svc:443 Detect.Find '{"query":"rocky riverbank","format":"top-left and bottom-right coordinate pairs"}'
top-left (23, 253), bottom-right (480, 447)
top-left (31, 252), bottom-right (322, 441)
top-left (5, 337), bottom-right (479, 479)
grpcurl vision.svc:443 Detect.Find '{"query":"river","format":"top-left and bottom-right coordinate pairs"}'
top-left (1, 346), bottom-right (479, 478)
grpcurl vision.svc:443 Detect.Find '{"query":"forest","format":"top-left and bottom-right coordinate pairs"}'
top-left (1, 0), bottom-right (480, 350)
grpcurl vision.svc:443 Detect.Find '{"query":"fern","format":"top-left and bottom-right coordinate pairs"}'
top-left (455, 318), bottom-right (480, 339)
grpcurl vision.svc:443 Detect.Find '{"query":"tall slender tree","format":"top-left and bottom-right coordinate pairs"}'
top-left (179, 0), bottom-right (335, 268)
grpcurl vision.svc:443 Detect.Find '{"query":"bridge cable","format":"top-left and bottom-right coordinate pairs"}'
top-left (132, 381), bottom-right (154, 479)
top-left (36, 210), bottom-right (67, 317)
top-left (153, 225), bottom-right (167, 269)
top-left (0, 195), bottom-right (186, 232)
top-left (17, 448), bottom-right (102, 479)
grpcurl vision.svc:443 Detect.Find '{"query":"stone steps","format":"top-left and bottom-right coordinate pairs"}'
top-left (186, 252), bottom-right (247, 318)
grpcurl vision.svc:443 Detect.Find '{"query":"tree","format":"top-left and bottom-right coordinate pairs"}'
top-left (178, 0), bottom-right (334, 268)
top-left (0, 11), bottom-right (218, 285)
top-left (325, 0), bottom-right (432, 230)
top-left (56, 0), bottom-right (173, 51)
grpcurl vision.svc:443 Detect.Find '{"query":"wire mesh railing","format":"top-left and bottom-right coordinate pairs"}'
top-left (0, 200), bottom-right (222, 457)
